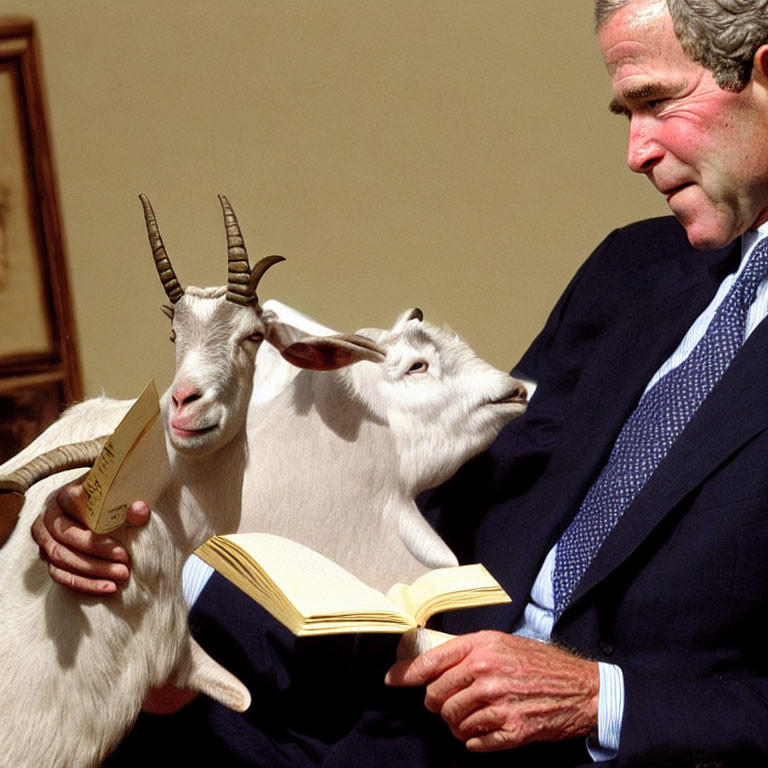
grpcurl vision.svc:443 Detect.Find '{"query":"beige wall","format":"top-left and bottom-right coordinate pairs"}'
top-left (3, 0), bottom-right (667, 400)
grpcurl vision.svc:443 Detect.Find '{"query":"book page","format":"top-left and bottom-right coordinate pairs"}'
top-left (387, 563), bottom-right (511, 627)
top-left (211, 533), bottom-right (415, 630)
top-left (198, 533), bottom-right (512, 638)
top-left (82, 381), bottom-right (169, 534)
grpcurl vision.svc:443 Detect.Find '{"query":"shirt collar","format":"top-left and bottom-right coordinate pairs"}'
top-left (742, 221), bottom-right (768, 259)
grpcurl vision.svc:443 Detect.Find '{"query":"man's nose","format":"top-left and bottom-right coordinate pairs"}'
top-left (626, 118), bottom-right (663, 174)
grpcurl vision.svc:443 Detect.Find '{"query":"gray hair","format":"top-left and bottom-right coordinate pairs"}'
top-left (594, 0), bottom-right (768, 91)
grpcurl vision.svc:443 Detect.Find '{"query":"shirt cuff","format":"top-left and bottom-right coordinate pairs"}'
top-left (587, 662), bottom-right (624, 761)
top-left (182, 553), bottom-right (215, 607)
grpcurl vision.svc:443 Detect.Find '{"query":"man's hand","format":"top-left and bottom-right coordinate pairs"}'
top-left (30, 479), bottom-right (150, 595)
top-left (385, 630), bottom-right (599, 752)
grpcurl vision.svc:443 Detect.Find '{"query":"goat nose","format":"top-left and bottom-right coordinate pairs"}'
top-left (511, 381), bottom-right (528, 402)
top-left (172, 386), bottom-right (202, 408)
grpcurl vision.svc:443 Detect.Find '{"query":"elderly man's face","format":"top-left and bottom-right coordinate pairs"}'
top-left (600, 0), bottom-right (768, 249)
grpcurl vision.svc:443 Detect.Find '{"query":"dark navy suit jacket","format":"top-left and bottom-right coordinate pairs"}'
top-left (106, 217), bottom-right (768, 767)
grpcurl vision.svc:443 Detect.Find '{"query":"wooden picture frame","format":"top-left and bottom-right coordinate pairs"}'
top-left (0, 19), bottom-right (82, 463)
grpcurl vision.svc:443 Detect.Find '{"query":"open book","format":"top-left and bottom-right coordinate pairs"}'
top-left (82, 381), bottom-right (170, 534)
top-left (195, 532), bottom-right (511, 637)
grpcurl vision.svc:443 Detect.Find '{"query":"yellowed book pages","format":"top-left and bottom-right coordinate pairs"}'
top-left (81, 381), bottom-right (170, 534)
top-left (195, 532), bottom-right (510, 637)
top-left (385, 565), bottom-right (513, 627)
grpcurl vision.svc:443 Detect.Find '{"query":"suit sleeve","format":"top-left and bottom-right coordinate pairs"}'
top-left (618, 671), bottom-right (768, 766)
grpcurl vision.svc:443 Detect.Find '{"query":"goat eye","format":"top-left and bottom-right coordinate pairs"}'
top-left (407, 360), bottom-right (428, 374)
top-left (246, 331), bottom-right (264, 344)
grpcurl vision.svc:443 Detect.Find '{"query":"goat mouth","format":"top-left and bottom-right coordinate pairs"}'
top-left (491, 395), bottom-right (527, 406)
top-left (171, 424), bottom-right (218, 438)
top-left (489, 382), bottom-right (528, 407)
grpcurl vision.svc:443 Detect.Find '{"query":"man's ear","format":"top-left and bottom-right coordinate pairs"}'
top-left (754, 44), bottom-right (768, 82)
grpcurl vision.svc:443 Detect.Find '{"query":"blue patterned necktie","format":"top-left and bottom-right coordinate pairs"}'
top-left (553, 235), bottom-right (768, 620)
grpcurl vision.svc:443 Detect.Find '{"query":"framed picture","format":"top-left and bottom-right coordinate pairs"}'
top-left (0, 19), bottom-right (82, 463)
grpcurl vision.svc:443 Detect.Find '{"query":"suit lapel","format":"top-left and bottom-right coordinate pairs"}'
top-left (475, 242), bottom-right (737, 629)
top-left (563, 314), bottom-right (768, 618)
top-left (458, 235), bottom-right (743, 634)
top-left (558, 240), bottom-right (768, 623)
top-left (543, 246), bottom-right (735, 541)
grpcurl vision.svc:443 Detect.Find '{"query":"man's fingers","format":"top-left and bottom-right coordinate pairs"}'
top-left (27, 479), bottom-right (151, 596)
top-left (125, 500), bottom-right (150, 527)
top-left (43, 530), bottom-right (129, 582)
top-left (32, 509), bottom-right (129, 582)
top-left (465, 728), bottom-right (516, 753)
top-left (43, 507), bottom-right (129, 564)
top-left (37, 491), bottom-right (150, 562)
top-left (433, 678), bottom-right (490, 725)
top-left (386, 635), bottom-right (472, 687)
top-left (55, 480), bottom-right (90, 526)
top-left (47, 562), bottom-right (119, 595)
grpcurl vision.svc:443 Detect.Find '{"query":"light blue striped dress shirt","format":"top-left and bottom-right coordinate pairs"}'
top-left (514, 222), bottom-right (768, 761)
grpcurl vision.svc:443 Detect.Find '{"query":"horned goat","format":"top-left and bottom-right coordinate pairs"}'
top-left (0, 195), bottom-right (380, 768)
top-left (1, 217), bottom-right (528, 766)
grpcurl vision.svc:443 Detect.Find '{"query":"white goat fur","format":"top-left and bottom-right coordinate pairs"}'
top-left (0, 299), bottom-right (526, 767)
top-left (238, 302), bottom-right (526, 590)
top-left (0, 285), bottom-right (273, 768)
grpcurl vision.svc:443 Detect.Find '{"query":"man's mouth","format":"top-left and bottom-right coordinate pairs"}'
top-left (662, 182), bottom-right (693, 200)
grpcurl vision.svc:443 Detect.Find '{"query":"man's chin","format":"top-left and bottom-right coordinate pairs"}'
top-left (673, 210), bottom-right (739, 251)
top-left (685, 230), bottom-right (734, 251)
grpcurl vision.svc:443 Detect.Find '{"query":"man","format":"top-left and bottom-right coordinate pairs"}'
top-left (34, 0), bottom-right (768, 764)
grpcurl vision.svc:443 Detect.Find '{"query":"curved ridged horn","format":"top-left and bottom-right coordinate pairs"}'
top-left (248, 255), bottom-right (286, 303)
top-left (0, 436), bottom-right (109, 496)
top-left (219, 195), bottom-right (256, 306)
top-left (140, 194), bottom-right (184, 304)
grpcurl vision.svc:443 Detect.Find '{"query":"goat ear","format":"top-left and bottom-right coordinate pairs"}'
top-left (280, 335), bottom-right (387, 371)
top-left (392, 307), bottom-right (423, 331)
top-left (262, 318), bottom-right (312, 352)
top-left (265, 319), bottom-right (387, 371)
top-left (183, 638), bottom-right (251, 712)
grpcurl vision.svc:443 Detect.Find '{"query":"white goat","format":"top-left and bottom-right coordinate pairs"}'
top-left (0, 207), bottom-right (527, 766)
top-left (233, 304), bottom-right (527, 591)
top-left (0, 196), bottom-right (377, 768)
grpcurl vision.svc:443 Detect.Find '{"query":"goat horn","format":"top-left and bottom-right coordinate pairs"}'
top-left (140, 194), bottom-right (184, 304)
top-left (0, 436), bottom-right (109, 497)
top-left (247, 255), bottom-right (285, 303)
top-left (219, 195), bottom-right (256, 306)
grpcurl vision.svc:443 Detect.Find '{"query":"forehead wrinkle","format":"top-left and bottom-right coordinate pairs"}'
top-left (609, 76), bottom-right (687, 115)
